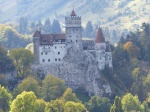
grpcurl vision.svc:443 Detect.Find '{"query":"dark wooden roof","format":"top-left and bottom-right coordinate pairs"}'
top-left (40, 33), bottom-right (66, 45)
top-left (95, 27), bottom-right (105, 43)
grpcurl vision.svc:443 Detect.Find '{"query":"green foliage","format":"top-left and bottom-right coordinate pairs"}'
top-left (43, 18), bottom-right (52, 33)
top-left (36, 99), bottom-right (47, 112)
top-left (0, 46), bottom-right (14, 73)
top-left (45, 99), bottom-right (65, 112)
top-left (124, 41), bottom-right (140, 59)
top-left (52, 19), bottom-right (61, 33)
top-left (0, 24), bottom-right (30, 49)
top-left (10, 91), bottom-right (37, 112)
top-left (0, 85), bottom-right (12, 112)
top-left (9, 48), bottom-right (34, 77)
top-left (13, 76), bottom-right (40, 98)
top-left (41, 75), bottom-right (66, 101)
top-left (64, 101), bottom-right (87, 112)
top-left (110, 96), bottom-right (123, 112)
top-left (121, 93), bottom-right (144, 112)
top-left (0, 74), bottom-right (8, 87)
top-left (61, 88), bottom-right (80, 103)
top-left (18, 17), bottom-right (28, 34)
top-left (85, 21), bottom-right (93, 38)
top-left (85, 96), bottom-right (111, 112)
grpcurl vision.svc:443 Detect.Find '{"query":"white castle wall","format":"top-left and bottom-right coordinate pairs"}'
top-left (39, 44), bottom-right (66, 64)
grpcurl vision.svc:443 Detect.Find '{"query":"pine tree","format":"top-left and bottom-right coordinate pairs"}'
top-left (85, 21), bottom-right (93, 38)
top-left (52, 19), bottom-right (61, 33)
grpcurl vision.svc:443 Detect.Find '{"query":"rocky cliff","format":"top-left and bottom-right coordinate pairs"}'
top-left (32, 44), bottom-right (112, 97)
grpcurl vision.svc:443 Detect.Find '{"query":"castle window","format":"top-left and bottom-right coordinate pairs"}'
top-left (69, 36), bottom-right (71, 38)
top-left (55, 58), bottom-right (57, 61)
top-left (76, 40), bottom-right (78, 42)
top-left (41, 52), bottom-right (43, 55)
top-left (42, 59), bottom-right (45, 62)
top-left (71, 40), bottom-right (72, 42)
top-left (58, 52), bottom-right (60, 55)
top-left (48, 59), bottom-right (50, 62)
top-left (76, 29), bottom-right (78, 31)
top-left (55, 46), bottom-right (57, 49)
top-left (59, 58), bottom-right (61, 61)
top-left (45, 52), bottom-right (47, 55)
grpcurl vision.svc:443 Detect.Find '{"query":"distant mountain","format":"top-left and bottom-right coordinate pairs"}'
top-left (0, 0), bottom-right (150, 42)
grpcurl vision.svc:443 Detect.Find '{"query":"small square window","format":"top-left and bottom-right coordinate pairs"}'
top-left (41, 52), bottom-right (43, 55)
top-left (55, 59), bottom-right (57, 61)
top-left (48, 59), bottom-right (50, 62)
top-left (42, 59), bottom-right (45, 62)
top-left (76, 40), bottom-right (78, 42)
top-left (45, 52), bottom-right (47, 55)
top-left (55, 46), bottom-right (57, 49)
top-left (58, 52), bottom-right (60, 55)
top-left (76, 29), bottom-right (78, 31)
top-left (59, 58), bottom-right (61, 61)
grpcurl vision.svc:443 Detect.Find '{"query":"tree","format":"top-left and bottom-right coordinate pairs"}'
top-left (13, 76), bottom-right (40, 98)
top-left (9, 48), bottom-right (34, 77)
top-left (64, 101), bottom-right (87, 112)
top-left (41, 75), bottom-right (66, 101)
top-left (61, 88), bottom-right (80, 103)
top-left (121, 93), bottom-right (144, 112)
top-left (43, 18), bottom-right (51, 33)
top-left (36, 19), bottom-right (43, 28)
top-left (45, 99), bottom-right (65, 112)
top-left (124, 41), bottom-right (140, 59)
top-left (0, 24), bottom-right (30, 49)
top-left (85, 21), bottom-right (93, 38)
top-left (52, 19), bottom-right (61, 33)
top-left (18, 17), bottom-right (28, 34)
top-left (110, 96), bottom-right (123, 112)
top-left (0, 46), bottom-right (14, 73)
top-left (10, 91), bottom-right (37, 112)
top-left (0, 85), bottom-right (12, 112)
top-left (36, 99), bottom-right (47, 112)
top-left (0, 74), bottom-right (8, 87)
top-left (85, 96), bottom-right (111, 112)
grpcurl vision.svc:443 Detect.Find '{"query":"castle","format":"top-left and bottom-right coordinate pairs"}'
top-left (33, 9), bottom-right (112, 70)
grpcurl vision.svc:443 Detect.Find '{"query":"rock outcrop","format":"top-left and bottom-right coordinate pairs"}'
top-left (32, 45), bottom-right (112, 97)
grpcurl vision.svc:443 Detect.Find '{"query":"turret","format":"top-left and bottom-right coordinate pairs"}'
top-left (95, 27), bottom-right (106, 50)
top-left (33, 30), bottom-right (41, 64)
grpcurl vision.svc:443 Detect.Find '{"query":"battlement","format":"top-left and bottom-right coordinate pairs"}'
top-left (65, 16), bottom-right (81, 27)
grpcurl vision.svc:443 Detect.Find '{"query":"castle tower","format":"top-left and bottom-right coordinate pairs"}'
top-left (33, 30), bottom-right (40, 64)
top-left (65, 9), bottom-right (82, 47)
top-left (95, 27), bottom-right (106, 70)
top-left (95, 27), bottom-right (106, 50)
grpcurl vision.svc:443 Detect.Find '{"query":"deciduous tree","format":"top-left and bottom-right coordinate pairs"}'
top-left (41, 75), bottom-right (66, 101)
top-left (10, 91), bottom-right (37, 112)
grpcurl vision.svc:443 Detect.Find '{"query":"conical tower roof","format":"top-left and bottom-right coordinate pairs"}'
top-left (33, 30), bottom-right (41, 37)
top-left (95, 27), bottom-right (105, 43)
top-left (71, 9), bottom-right (76, 16)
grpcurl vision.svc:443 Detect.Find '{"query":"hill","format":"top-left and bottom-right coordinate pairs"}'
top-left (0, 0), bottom-right (150, 42)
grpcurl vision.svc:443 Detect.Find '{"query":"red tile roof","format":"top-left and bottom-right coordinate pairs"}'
top-left (95, 27), bottom-right (105, 43)
top-left (71, 9), bottom-right (76, 16)
top-left (33, 30), bottom-right (41, 37)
